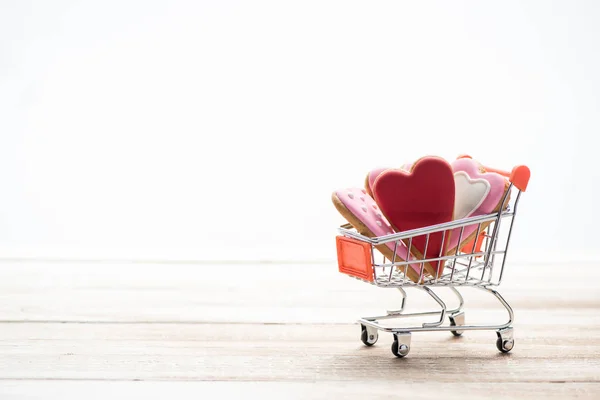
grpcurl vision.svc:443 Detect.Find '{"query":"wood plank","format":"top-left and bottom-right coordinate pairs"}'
top-left (0, 322), bottom-right (598, 382)
top-left (1, 381), bottom-right (599, 400)
top-left (0, 262), bottom-right (598, 323)
top-left (0, 260), bottom-right (598, 399)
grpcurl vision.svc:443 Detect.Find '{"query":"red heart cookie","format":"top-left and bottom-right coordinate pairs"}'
top-left (372, 156), bottom-right (455, 277)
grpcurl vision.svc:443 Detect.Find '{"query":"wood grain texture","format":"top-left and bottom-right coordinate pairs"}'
top-left (0, 260), bottom-right (599, 399)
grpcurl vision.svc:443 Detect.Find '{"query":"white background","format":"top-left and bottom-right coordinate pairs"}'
top-left (1, 0), bottom-right (598, 263)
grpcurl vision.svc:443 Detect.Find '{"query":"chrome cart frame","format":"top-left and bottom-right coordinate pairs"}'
top-left (335, 160), bottom-right (530, 357)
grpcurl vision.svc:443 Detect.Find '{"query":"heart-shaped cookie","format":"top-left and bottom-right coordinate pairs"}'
top-left (453, 171), bottom-right (491, 220)
top-left (364, 167), bottom-right (389, 198)
top-left (332, 188), bottom-right (424, 282)
top-left (372, 156), bottom-right (455, 277)
top-left (452, 158), bottom-right (510, 216)
top-left (364, 164), bottom-right (412, 198)
top-left (446, 158), bottom-right (511, 254)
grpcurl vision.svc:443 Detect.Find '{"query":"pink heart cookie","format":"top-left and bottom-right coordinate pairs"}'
top-left (332, 188), bottom-right (424, 282)
top-left (446, 158), bottom-right (511, 253)
top-left (364, 163), bottom-right (412, 197)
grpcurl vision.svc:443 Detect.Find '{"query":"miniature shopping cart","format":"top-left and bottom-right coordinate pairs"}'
top-left (335, 158), bottom-right (530, 357)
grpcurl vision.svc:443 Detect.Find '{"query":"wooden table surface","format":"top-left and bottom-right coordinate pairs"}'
top-left (0, 259), bottom-right (598, 399)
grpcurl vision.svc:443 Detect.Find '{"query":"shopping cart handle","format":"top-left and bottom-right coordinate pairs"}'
top-left (457, 154), bottom-right (530, 192)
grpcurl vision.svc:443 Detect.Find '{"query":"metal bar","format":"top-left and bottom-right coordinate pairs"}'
top-left (486, 187), bottom-right (513, 283)
top-left (385, 287), bottom-right (408, 315)
top-left (450, 226), bottom-right (465, 283)
top-left (370, 280), bottom-right (502, 288)
top-left (389, 240), bottom-right (398, 282)
top-left (362, 310), bottom-right (445, 321)
top-left (370, 244), bottom-right (376, 282)
top-left (337, 213), bottom-right (515, 245)
top-left (434, 229), bottom-right (447, 282)
top-left (358, 285), bottom-right (514, 333)
top-left (449, 286), bottom-right (465, 313)
top-left (418, 234), bottom-right (430, 283)
top-left (420, 287), bottom-right (447, 328)
top-left (498, 191), bottom-right (522, 284)
top-left (483, 185), bottom-right (513, 273)
top-left (359, 319), bottom-right (509, 333)
top-left (374, 249), bottom-right (506, 269)
top-left (373, 214), bottom-right (509, 244)
top-left (480, 219), bottom-right (500, 282)
top-left (406, 236), bottom-right (416, 280)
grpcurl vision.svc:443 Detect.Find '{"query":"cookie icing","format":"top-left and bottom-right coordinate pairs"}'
top-left (335, 187), bottom-right (422, 276)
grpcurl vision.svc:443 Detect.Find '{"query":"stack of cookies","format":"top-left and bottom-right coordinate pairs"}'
top-left (332, 155), bottom-right (511, 282)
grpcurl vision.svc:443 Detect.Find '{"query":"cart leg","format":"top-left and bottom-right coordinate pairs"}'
top-left (386, 287), bottom-right (407, 316)
top-left (419, 287), bottom-right (447, 328)
top-left (447, 286), bottom-right (465, 314)
top-left (391, 332), bottom-right (411, 358)
top-left (496, 327), bottom-right (514, 353)
top-left (479, 287), bottom-right (515, 328)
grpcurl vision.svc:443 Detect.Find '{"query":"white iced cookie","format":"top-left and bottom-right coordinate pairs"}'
top-left (453, 171), bottom-right (491, 220)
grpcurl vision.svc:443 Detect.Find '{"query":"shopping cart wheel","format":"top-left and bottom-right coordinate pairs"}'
top-left (496, 328), bottom-right (514, 353)
top-left (449, 311), bottom-right (465, 337)
top-left (391, 333), bottom-right (411, 358)
top-left (496, 337), bottom-right (514, 353)
top-left (360, 324), bottom-right (378, 346)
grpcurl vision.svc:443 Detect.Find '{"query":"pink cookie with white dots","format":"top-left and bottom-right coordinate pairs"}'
top-left (332, 188), bottom-right (424, 282)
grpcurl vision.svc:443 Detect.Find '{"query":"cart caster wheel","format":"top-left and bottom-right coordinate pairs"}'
top-left (391, 333), bottom-right (411, 358)
top-left (360, 324), bottom-right (378, 346)
top-left (449, 311), bottom-right (465, 337)
top-left (496, 337), bottom-right (514, 353)
top-left (496, 327), bottom-right (514, 353)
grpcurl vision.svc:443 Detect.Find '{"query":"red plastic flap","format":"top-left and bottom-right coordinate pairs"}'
top-left (336, 236), bottom-right (374, 282)
top-left (460, 230), bottom-right (486, 257)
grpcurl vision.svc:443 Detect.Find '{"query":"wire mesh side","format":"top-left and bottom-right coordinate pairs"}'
top-left (343, 184), bottom-right (522, 287)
